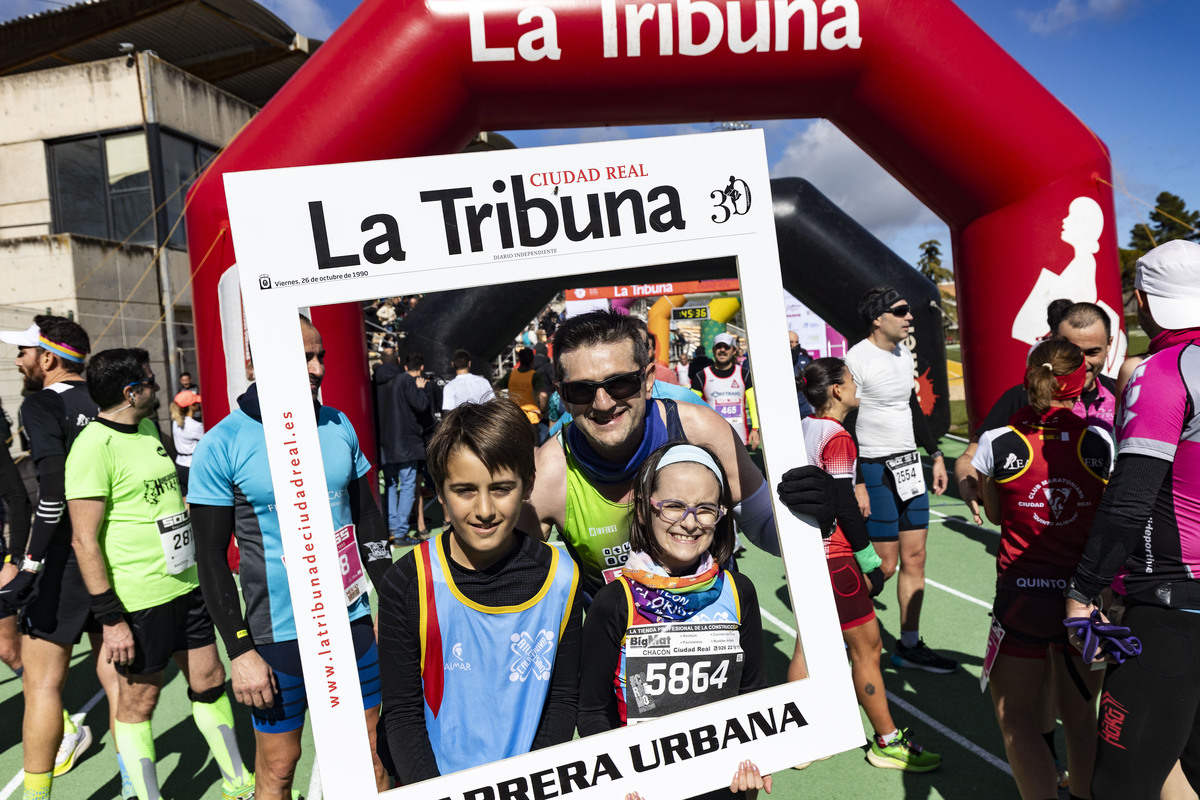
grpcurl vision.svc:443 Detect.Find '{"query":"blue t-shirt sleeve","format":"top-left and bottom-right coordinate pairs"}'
top-left (338, 410), bottom-right (372, 479)
top-left (186, 426), bottom-right (237, 506)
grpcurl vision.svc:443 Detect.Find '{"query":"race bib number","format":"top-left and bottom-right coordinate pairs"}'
top-left (602, 566), bottom-right (624, 585)
top-left (715, 402), bottom-right (742, 421)
top-left (885, 451), bottom-right (926, 502)
top-left (980, 616), bottom-right (1005, 692)
top-left (624, 622), bottom-right (743, 722)
top-left (156, 511), bottom-right (196, 575)
top-left (335, 524), bottom-right (369, 606)
top-left (600, 542), bottom-right (631, 584)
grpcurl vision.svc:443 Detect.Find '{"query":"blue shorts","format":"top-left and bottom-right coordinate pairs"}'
top-left (860, 458), bottom-right (930, 542)
top-left (252, 615), bottom-right (381, 733)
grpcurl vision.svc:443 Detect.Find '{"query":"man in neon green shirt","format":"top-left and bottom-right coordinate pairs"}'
top-left (67, 348), bottom-right (253, 800)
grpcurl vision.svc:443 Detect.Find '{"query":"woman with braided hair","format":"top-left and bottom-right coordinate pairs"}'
top-left (972, 338), bottom-right (1114, 800)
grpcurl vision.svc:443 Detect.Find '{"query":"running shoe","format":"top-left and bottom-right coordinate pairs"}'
top-left (890, 639), bottom-right (958, 674)
top-left (53, 722), bottom-right (92, 777)
top-left (867, 728), bottom-right (941, 772)
top-left (221, 774), bottom-right (256, 800)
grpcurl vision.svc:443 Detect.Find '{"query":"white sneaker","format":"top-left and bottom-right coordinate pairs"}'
top-left (53, 722), bottom-right (93, 777)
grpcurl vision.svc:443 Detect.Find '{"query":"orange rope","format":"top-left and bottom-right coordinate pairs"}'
top-left (135, 227), bottom-right (226, 348)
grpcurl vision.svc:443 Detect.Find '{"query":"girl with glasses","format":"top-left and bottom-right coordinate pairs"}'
top-left (578, 442), bottom-right (771, 799)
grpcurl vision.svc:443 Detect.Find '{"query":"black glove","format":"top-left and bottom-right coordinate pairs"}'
top-left (776, 465), bottom-right (838, 538)
top-left (0, 569), bottom-right (39, 615)
top-left (865, 568), bottom-right (886, 598)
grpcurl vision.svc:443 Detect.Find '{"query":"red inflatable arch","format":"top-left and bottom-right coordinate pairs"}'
top-left (186, 0), bottom-right (1123, 452)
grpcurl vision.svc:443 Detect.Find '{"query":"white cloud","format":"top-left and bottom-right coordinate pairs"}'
top-left (769, 119), bottom-right (944, 257)
top-left (1018, 0), bottom-right (1140, 35)
top-left (259, 0), bottom-right (338, 37)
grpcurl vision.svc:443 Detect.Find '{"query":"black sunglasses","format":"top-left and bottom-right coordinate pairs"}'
top-left (886, 304), bottom-right (911, 317)
top-left (560, 369), bottom-right (644, 405)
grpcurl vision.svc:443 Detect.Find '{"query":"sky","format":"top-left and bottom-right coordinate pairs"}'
top-left (5, 0), bottom-right (1196, 271)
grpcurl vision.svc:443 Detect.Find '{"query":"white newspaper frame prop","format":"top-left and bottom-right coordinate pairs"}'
top-left (223, 131), bottom-right (861, 800)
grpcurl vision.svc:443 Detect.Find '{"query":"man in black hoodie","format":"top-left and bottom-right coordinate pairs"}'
top-left (379, 354), bottom-right (431, 544)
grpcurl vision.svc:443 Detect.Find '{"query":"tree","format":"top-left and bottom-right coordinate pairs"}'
top-left (1128, 192), bottom-right (1200, 252)
top-left (1124, 191), bottom-right (1200, 303)
top-left (917, 239), bottom-right (952, 283)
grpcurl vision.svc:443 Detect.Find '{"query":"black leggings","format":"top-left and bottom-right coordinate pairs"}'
top-left (1091, 603), bottom-right (1200, 799)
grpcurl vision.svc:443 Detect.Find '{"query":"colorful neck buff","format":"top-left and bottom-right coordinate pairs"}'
top-left (622, 550), bottom-right (723, 624)
top-left (38, 335), bottom-right (84, 363)
top-left (1052, 361), bottom-right (1088, 400)
top-left (1149, 327), bottom-right (1200, 354)
top-left (565, 400), bottom-right (668, 485)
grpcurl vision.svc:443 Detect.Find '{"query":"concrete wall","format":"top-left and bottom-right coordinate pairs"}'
top-left (0, 56), bottom-right (256, 244)
top-left (0, 57), bottom-right (260, 457)
top-left (1, 234), bottom-right (178, 453)
top-left (148, 56), bottom-right (257, 146)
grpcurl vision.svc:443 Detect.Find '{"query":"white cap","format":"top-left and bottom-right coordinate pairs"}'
top-left (713, 332), bottom-right (737, 348)
top-left (0, 324), bottom-right (40, 348)
top-left (1136, 239), bottom-right (1200, 330)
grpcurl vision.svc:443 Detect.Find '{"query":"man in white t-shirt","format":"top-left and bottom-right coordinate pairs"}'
top-left (845, 287), bottom-right (954, 674)
top-left (441, 349), bottom-right (495, 412)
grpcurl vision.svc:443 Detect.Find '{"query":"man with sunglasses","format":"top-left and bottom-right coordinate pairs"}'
top-left (66, 348), bottom-right (254, 800)
top-left (845, 287), bottom-right (954, 675)
top-left (522, 310), bottom-right (836, 605)
top-left (0, 317), bottom-right (119, 800)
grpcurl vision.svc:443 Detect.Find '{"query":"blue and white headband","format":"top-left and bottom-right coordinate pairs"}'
top-left (656, 444), bottom-right (724, 490)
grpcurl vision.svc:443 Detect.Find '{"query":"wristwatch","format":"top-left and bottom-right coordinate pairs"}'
top-left (929, 450), bottom-right (944, 460)
top-left (96, 610), bottom-right (125, 626)
top-left (20, 556), bottom-right (44, 573)
top-left (1064, 577), bottom-right (1101, 609)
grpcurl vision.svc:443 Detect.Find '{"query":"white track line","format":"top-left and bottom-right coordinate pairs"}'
top-left (928, 507), bottom-right (999, 535)
top-left (0, 688), bottom-right (106, 800)
top-left (885, 692), bottom-right (1012, 775)
top-left (926, 578), bottom-right (991, 610)
top-left (0, 771), bottom-right (21, 800)
top-left (759, 607), bottom-right (1011, 775)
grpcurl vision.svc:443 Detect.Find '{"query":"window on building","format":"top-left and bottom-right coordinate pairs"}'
top-left (48, 131), bottom-right (154, 245)
top-left (48, 129), bottom-right (216, 250)
top-left (161, 133), bottom-right (218, 250)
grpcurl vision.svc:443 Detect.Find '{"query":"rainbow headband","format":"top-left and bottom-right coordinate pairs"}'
top-left (38, 335), bottom-right (85, 363)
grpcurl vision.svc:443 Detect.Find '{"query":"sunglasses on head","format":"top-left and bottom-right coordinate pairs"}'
top-left (886, 304), bottom-right (911, 317)
top-left (560, 369), bottom-right (644, 405)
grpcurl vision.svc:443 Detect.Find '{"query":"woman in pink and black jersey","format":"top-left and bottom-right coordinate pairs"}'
top-left (797, 358), bottom-right (941, 773)
top-left (972, 339), bottom-right (1113, 800)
